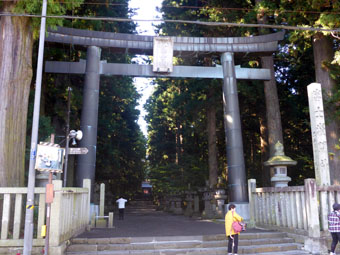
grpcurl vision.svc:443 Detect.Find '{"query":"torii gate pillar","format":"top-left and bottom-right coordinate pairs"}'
top-left (75, 46), bottom-right (101, 194)
top-left (221, 52), bottom-right (247, 203)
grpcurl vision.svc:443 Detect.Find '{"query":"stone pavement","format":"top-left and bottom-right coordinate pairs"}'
top-left (77, 205), bottom-right (267, 239)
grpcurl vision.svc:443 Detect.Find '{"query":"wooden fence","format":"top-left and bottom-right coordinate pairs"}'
top-left (248, 178), bottom-right (340, 253)
top-left (0, 179), bottom-right (90, 253)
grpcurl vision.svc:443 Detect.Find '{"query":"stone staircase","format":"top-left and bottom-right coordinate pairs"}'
top-left (66, 231), bottom-right (311, 255)
top-left (128, 200), bottom-right (158, 211)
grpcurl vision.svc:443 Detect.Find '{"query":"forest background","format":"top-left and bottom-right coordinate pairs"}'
top-left (0, 0), bottom-right (339, 201)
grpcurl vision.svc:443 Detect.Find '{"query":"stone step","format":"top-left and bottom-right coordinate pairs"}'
top-left (70, 232), bottom-right (288, 245)
top-left (68, 237), bottom-right (296, 252)
top-left (246, 251), bottom-right (311, 255)
top-left (240, 242), bottom-right (299, 253)
top-left (67, 231), bottom-right (310, 255)
top-left (66, 245), bottom-right (309, 255)
top-left (67, 234), bottom-right (309, 254)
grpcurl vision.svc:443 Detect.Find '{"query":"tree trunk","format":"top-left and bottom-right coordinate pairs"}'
top-left (207, 90), bottom-right (218, 188)
top-left (261, 56), bottom-right (284, 156)
top-left (259, 112), bottom-right (270, 186)
top-left (0, 3), bottom-right (33, 187)
top-left (261, 56), bottom-right (284, 184)
top-left (313, 33), bottom-right (340, 184)
top-left (256, 0), bottom-right (284, 184)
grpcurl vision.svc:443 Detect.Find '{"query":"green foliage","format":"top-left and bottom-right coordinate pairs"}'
top-left (145, 75), bottom-right (224, 193)
top-left (96, 74), bottom-right (146, 198)
top-left (13, 0), bottom-right (83, 38)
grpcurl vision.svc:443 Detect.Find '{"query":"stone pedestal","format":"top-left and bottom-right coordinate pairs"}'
top-left (304, 237), bottom-right (328, 255)
top-left (271, 169), bottom-right (292, 187)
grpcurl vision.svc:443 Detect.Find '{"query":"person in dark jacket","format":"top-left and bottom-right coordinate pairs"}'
top-left (328, 203), bottom-right (340, 255)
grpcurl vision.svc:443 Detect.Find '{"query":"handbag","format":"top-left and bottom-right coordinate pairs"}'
top-left (232, 221), bottom-right (242, 233)
top-left (231, 211), bottom-right (243, 233)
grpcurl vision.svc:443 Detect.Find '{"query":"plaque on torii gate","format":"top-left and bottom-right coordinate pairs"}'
top-left (45, 27), bottom-right (284, 203)
top-left (153, 37), bottom-right (174, 73)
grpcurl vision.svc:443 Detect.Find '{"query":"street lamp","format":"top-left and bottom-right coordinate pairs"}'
top-left (70, 130), bottom-right (83, 145)
top-left (63, 129), bottom-right (83, 187)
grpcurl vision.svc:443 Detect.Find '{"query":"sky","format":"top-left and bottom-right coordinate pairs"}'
top-left (128, 0), bottom-right (163, 136)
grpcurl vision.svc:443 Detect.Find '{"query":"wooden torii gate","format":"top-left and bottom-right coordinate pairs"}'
top-left (45, 27), bottom-right (284, 205)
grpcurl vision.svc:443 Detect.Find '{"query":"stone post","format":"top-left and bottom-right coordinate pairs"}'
top-left (83, 179), bottom-right (91, 225)
top-left (304, 179), bottom-right (328, 254)
top-left (307, 83), bottom-right (331, 186)
top-left (99, 183), bottom-right (105, 217)
top-left (49, 180), bottom-right (63, 248)
top-left (247, 179), bottom-right (256, 228)
top-left (108, 212), bottom-right (114, 228)
top-left (96, 183), bottom-right (106, 227)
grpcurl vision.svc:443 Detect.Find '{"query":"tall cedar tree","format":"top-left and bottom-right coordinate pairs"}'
top-left (0, 0), bottom-right (82, 187)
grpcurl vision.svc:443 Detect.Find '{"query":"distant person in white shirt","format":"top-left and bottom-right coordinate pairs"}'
top-left (116, 197), bottom-right (127, 220)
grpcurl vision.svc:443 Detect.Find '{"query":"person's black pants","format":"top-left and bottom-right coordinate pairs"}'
top-left (119, 208), bottom-right (124, 220)
top-left (228, 234), bottom-right (239, 253)
top-left (331, 232), bottom-right (340, 252)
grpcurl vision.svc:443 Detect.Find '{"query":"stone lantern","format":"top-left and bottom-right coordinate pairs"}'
top-left (264, 141), bottom-right (297, 187)
top-left (214, 177), bottom-right (227, 218)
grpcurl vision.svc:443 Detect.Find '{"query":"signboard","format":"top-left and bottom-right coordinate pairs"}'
top-left (153, 37), bottom-right (174, 73)
top-left (35, 143), bottom-right (64, 173)
top-left (69, 147), bottom-right (89, 155)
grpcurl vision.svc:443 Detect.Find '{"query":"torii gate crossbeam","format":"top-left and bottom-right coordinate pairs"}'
top-left (46, 61), bottom-right (271, 80)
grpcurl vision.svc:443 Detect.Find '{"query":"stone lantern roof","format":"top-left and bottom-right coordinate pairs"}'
top-left (264, 141), bottom-right (297, 166)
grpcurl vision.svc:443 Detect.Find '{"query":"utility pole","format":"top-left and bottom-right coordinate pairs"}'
top-left (23, 0), bottom-right (48, 254)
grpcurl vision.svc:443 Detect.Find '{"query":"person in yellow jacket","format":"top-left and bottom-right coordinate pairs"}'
top-left (225, 204), bottom-right (243, 255)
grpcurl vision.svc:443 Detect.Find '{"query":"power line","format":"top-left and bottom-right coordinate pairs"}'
top-left (1, 0), bottom-right (340, 15)
top-left (1, 12), bottom-right (339, 32)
